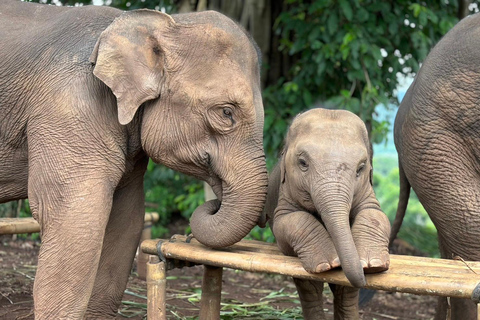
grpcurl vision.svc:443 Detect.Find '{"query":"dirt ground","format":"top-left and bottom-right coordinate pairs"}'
top-left (0, 231), bottom-right (438, 320)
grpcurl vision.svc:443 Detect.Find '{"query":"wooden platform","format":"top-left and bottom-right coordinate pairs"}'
top-left (141, 234), bottom-right (480, 319)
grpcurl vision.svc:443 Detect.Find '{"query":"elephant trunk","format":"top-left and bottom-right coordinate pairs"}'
top-left (313, 182), bottom-right (366, 288)
top-left (190, 151), bottom-right (268, 249)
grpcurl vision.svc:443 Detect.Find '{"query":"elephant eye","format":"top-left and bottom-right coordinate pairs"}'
top-left (356, 162), bottom-right (366, 177)
top-left (298, 158), bottom-right (308, 171)
top-left (223, 107), bottom-right (234, 123)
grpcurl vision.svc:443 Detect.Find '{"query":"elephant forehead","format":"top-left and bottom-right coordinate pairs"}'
top-left (175, 69), bottom-right (254, 105)
top-left (176, 23), bottom-right (255, 67)
top-left (290, 138), bottom-right (367, 161)
top-left (290, 119), bottom-right (364, 142)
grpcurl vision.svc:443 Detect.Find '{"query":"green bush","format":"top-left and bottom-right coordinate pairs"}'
top-left (144, 160), bottom-right (203, 238)
top-left (373, 156), bottom-right (439, 257)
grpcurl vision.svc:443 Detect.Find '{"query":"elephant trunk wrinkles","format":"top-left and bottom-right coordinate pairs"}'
top-left (190, 152), bottom-right (268, 249)
top-left (313, 182), bottom-right (366, 288)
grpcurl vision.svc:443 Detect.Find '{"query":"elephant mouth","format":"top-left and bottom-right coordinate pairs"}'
top-left (205, 176), bottom-right (223, 202)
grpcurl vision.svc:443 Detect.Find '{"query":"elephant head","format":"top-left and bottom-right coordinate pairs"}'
top-left (273, 108), bottom-right (388, 287)
top-left (89, 10), bottom-right (267, 248)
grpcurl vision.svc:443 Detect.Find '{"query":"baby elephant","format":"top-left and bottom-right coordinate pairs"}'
top-left (262, 108), bottom-right (390, 319)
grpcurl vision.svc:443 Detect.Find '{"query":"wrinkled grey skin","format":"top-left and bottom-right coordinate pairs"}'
top-left (0, 1), bottom-right (267, 318)
top-left (261, 108), bottom-right (390, 320)
top-left (391, 13), bottom-right (480, 320)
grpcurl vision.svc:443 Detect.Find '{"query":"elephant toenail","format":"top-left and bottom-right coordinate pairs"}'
top-left (316, 263), bottom-right (331, 273)
top-left (369, 258), bottom-right (383, 268)
top-left (360, 260), bottom-right (368, 269)
top-left (331, 258), bottom-right (341, 268)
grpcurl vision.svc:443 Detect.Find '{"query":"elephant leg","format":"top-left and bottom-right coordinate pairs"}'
top-left (331, 284), bottom-right (359, 320)
top-left (351, 209), bottom-right (390, 273)
top-left (86, 162), bottom-right (148, 318)
top-left (29, 171), bottom-right (116, 319)
top-left (410, 159), bottom-right (480, 320)
top-left (435, 235), bottom-right (478, 320)
top-left (293, 278), bottom-right (326, 320)
top-left (273, 211), bottom-right (339, 273)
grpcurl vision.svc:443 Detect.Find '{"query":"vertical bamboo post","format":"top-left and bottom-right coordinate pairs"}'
top-left (199, 265), bottom-right (223, 320)
top-left (137, 221), bottom-right (152, 280)
top-left (147, 256), bottom-right (167, 320)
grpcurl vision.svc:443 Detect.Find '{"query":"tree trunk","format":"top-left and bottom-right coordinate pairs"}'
top-left (458, 0), bottom-right (471, 20)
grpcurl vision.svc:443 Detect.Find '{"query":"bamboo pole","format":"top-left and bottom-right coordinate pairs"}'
top-left (137, 223), bottom-right (153, 280)
top-left (144, 212), bottom-right (160, 223)
top-left (0, 213), bottom-right (159, 235)
top-left (199, 265), bottom-right (223, 320)
top-left (137, 213), bottom-right (160, 280)
top-left (141, 236), bottom-right (480, 301)
top-left (147, 256), bottom-right (167, 320)
top-left (0, 218), bottom-right (40, 234)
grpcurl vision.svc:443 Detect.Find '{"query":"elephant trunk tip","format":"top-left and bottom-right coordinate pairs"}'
top-left (347, 272), bottom-right (366, 288)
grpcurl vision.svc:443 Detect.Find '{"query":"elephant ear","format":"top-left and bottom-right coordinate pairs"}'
top-left (280, 147), bottom-right (287, 184)
top-left (359, 122), bottom-right (374, 186)
top-left (89, 10), bottom-right (175, 125)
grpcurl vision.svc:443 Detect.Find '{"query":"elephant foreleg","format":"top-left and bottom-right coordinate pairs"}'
top-left (273, 210), bottom-right (339, 273)
top-left (30, 176), bottom-right (115, 319)
top-left (86, 161), bottom-right (148, 319)
top-left (331, 284), bottom-right (359, 320)
top-left (293, 278), bottom-right (326, 320)
top-left (351, 208), bottom-right (390, 273)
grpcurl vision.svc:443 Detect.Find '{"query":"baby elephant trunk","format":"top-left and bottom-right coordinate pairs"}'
top-left (313, 184), bottom-right (366, 288)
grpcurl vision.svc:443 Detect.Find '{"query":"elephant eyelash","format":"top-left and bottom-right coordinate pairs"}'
top-left (356, 162), bottom-right (366, 177)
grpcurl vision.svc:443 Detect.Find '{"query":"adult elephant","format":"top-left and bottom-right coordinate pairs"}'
top-left (261, 109), bottom-right (390, 319)
top-left (391, 13), bottom-right (480, 320)
top-left (0, 1), bottom-right (267, 319)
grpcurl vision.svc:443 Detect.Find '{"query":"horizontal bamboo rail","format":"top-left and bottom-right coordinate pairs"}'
top-left (0, 213), bottom-right (160, 235)
top-left (141, 234), bottom-right (480, 302)
top-left (0, 217), bottom-right (41, 234)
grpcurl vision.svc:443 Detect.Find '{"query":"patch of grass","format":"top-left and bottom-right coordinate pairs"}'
top-left (119, 286), bottom-right (306, 319)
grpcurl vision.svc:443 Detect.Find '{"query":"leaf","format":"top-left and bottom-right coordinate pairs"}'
top-left (327, 12), bottom-right (338, 35)
top-left (341, 46), bottom-right (350, 60)
top-left (340, 89), bottom-right (350, 98)
top-left (302, 89), bottom-right (313, 107)
top-left (357, 7), bottom-right (369, 22)
top-left (388, 22), bottom-right (398, 35)
top-left (339, 0), bottom-right (353, 21)
top-left (308, 25), bottom-right (322, 43)
top-left (409, 3), bottom-right (422, 18)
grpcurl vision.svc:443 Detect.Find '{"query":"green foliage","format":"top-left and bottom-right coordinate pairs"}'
top-left (144, 160), bottom-right (203, 238)
top-left (246, 225), bottom-right (275, 243)
top-left (262, 0), bottom-right (460, 159)
top-left (373, 156), bottom-right (439, 257)
top-left (0, 200), bottom-right (31, 219)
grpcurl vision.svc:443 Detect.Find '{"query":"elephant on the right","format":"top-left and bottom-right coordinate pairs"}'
top-left (390, 13), bottom-right (480, 320)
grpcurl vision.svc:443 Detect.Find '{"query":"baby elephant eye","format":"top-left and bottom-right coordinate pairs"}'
top-left (223, 107), bottom-right (233, 120)
top-left (356, 162), bottom-right (366, 177)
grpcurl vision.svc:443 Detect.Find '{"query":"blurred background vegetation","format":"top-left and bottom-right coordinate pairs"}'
top-left (2, 0), bottom-right (476, 257)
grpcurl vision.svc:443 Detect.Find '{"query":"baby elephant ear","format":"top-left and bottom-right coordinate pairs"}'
top-left (280, 147), bottom-right (287, 184)
top-left (89, 9), bottom-right (175, 125)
